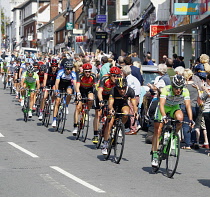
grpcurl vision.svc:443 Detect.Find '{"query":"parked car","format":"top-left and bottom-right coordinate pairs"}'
top-left (139, 65), bottom-right (159, 131)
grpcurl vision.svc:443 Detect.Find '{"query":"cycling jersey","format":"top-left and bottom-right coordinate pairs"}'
top-left (56, 69), bottom-right (76, 90)
top-left (98, 74), bottom-right (115, 96)
top-left (37, 71), bottom-right (44, 84)
top-left (77, 72), bottom-right (97, 89)
top-left (109, 86), bottom-right (135, 112)
top-left (45, 67), bottom-right (58, 87)
top-left (22, 72), bottom-right (39, 90)
top-left (160, 85), bottom-right (190, 107)
top-left (155, 85), bottom-right (190, 121)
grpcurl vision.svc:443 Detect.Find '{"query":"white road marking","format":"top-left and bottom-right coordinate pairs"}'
top-left (0, 133), bottom-right (4, 137)
top-left (8, 142), bottom-right (39, 158)
top-left (50, 166), bottom-right (106, 193)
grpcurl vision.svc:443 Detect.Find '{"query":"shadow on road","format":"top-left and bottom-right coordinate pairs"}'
top-left (198, 179), bottom-right (210, 188)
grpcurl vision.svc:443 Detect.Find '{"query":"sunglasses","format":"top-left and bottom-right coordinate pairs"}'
top-left (84, 71), bottom-right (91, 73)
top-left (172, 86), bottom-right (183, 90)
top-left (111, 74), bottom-right (119, 77)
top-left (66, 68), bottom-right (72, 70)
top-left (117, 87), bottom-right (126, 90)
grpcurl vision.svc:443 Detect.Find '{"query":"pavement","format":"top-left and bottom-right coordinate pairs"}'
top-left (0, 82), bottom-right (210, 197)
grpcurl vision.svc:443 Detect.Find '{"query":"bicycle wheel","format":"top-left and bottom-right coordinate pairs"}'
top-left (10, 82), bottom-right (13, 94)
top-left (35, 93), bottom-right (41, 116)
top-left (44, 99), bottom-right (51, 128)
top-left (76, 112), bottom-right (83, 140)
top-left (3, 77), bottom-right (6, 90)
top-left (104, 129), bottom-right (115, 160)
top-left (23, 97), bottom-right (29, 122)
top-left (81, 110), bottom-right (89, 142)
top-left (96, 122), bottom-right (104, 149)
top-left (166, 133), bottom-right (180, 178)
top-left (114, 124), bottom-right (125, 164)
top-left (58, 102), bottom-right (66, 134)
top-left (55, 105), bottom-right (61, 131)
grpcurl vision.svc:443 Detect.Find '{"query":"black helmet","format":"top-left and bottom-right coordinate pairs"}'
top-left (64, 60), bottom-right (73, 69)
top-left (40, 64), bottom-right (46, 72)
top-left (51, 58), bottom-right (58, 65)
top-left (172, 74), bottom-right (185, 88)
top-left (27, 65), bottom-right (34, 74)
top-left (115, 77), bottom-right (127, 88)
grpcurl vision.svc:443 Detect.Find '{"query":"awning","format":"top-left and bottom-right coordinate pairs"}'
top-left (160, 16), bottom-right (210, 35)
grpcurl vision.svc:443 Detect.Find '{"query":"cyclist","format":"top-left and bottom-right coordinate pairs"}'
top-left (38, 61), bottom-right (58, 121)
top-left (20, 65), bottom-right (40, 118)
top-left (151, 74), bottom-right (194, 167)
top-left (14, 59), bottom-right (21, 98)
top-left (52, 60), bottom-right (76, 127)
top-left (92, 66), bottom-right (121, 144)
top-left (72, 63), bottom-right (97, 136)
top-left (101, 77), bottom-right (138, 155)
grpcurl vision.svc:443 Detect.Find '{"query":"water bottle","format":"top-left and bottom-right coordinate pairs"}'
top-left (163, 131), bottom-right (170, 145)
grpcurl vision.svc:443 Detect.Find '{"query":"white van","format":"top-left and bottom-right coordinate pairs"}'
top-left (20, 47), bottom-right (38, 55)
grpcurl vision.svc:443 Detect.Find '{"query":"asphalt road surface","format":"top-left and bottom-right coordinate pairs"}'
top-left (0, 82), bottom-right (210, 197)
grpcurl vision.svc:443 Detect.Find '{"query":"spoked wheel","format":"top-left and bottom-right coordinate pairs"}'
top-left (96, 121), bottom-right (104, 149)
top-left (76, 112), bottom-right (83, 140)
top-left (23, 98), bottom-right (29, 122)
top-left (114, 124), bottom-right (125, 164)
top-left (104, 129), bottom-right (115, 160)
top-left (10, 82), bottom-right (13, 94)
top-left (44, 100), bottom-right (51, 128)
top-left (3, 79), bottom-right (6, 90)
top-left (166, 133), bottom-right (180, 178)
top-left (35, 93), bottom-right (41, 116)
top-left (81, 110), bottom-right (89, 142)
top-left (58, 103), bottom-right (66, 134)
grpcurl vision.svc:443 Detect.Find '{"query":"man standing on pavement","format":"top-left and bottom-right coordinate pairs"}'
top-left (166, 58), bottom-right (176, 81)
top-left (124, 56), bottom-right (144, 85)
top-left (99, 56), bottom-right (111, 79)
top-left (122, 65), bottom-right (141, 135)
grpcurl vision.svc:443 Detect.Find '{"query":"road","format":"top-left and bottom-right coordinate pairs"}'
top-left (0, 83), bottom-right (210, 197)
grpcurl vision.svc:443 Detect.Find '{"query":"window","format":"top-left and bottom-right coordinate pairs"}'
top-left (122, 4), bottom-right (128, 16)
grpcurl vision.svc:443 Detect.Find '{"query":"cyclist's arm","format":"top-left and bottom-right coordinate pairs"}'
top-left (72, 79), bottom-right (77, 92)
top-left (185, 99), bottom-right (193, 121)
top-left (76, 82), bottom-right (80, 93)
top-left (55, 79), bottom-right (60, 90)
top-left (43, 73), bottom-right (48, 87)
top-left (97, 87), bottom-right (103, 101)
top-left (159, 97), bottom-right (166, 117)
top-left (36, 79), bottom-right (40, 90)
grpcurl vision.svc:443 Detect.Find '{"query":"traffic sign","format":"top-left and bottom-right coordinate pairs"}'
top-left (66, 22), bottom-right (73, 30)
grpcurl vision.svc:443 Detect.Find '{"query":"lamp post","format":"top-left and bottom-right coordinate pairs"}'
top-left (66, 0), bottom-right (74, 50)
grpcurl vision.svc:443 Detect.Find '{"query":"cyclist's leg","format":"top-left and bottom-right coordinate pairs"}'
top-left (170, 105), bottom-right (183, 133)
top-left (66, 86), bottom-right (73, 105)
top-left (121, 105), bottom-right (129, 124)
top-left (87, 92), bottom-right (94, 110)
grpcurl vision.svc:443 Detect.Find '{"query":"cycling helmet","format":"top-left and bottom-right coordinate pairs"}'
top-left (40, 64), bottom-right (46, 72)
top-left (110, 67), bottom-right (121, 75)
top-left (115, 77), bottom-right (127, 88)
top-left (172, 74), bottom-right (185, 88)
top-left (64, 60), bottom-right (74, 69)
top-left (51, 59), bottom-right (58, 65)
top-left (27, 65), bottom-right (34, 74)
top-left (82, 63), bottom-right (92, 71)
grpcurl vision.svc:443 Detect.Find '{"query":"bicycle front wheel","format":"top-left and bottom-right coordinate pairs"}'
top-left (166, 133), bottom-right (180, 178)
top-left (58, 103), bottom-right (66, 134)
top-left (96, 122), bottom-right (104, 149)
top-left (82, 110), bottom-right (89, 142)
top-left (114, 124), bottom-right (125, 164)
top-left (44, 100), bottom-right (51, 127)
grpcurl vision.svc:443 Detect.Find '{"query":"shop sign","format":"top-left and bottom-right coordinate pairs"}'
top-left (66, 22), bottom-right (73, 30)
top-left (75, 36), bottom-right (87, 42)
top-left (174, 3), bottom-right (199, 15)
top-left (95, 32), bottom-right (107, 39)
top-left (150, 25), bottom-right (169, 37)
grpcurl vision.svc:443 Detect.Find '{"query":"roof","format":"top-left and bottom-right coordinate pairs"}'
top-left (55, 21), bottom-right (66, 32)
top-left (38, 3), bottom-right (49, 14)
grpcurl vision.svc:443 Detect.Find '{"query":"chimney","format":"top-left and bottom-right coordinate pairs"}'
top-left (50, 0), bottom-right (59, 20)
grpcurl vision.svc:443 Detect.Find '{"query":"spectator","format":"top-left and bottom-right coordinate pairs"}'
top-left (133, 61), bottom-right (143, 74)
top-left (146, 55), bottom-right (154, 65)
top-left (174, 66), bottom-right (185, 75)
top-left (131, 52), bottom-right (141, 63)
top-left (124, 56), bottom-right (144, 85)
top-left (166, 58), bottom-right (176, 81)
top-left (178, 56), bottom-right (185, 68)
top-left (122, 65), bottom-right (141, 135)
top-left (99, 56), bottom-right (111, 79)
top-left (173, 53), bottom-right (180, 69)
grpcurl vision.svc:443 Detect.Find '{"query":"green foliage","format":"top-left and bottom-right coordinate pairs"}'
top-left (1, 8), bottom-right (9, 36)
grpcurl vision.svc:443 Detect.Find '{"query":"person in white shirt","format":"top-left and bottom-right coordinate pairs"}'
top-left (122, 65), bottom-right (141, 135)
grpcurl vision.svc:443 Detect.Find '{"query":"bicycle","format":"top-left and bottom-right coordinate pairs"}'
top-left (96, 101), bottom-right (109, 149)
top-left (55, 92), bottom-right (67, 134)
top-left (76, 98), bottom-right (91, 142)
top-left (22, 89), bottom-right (33, 122)
top-left (152, 118), bottom-right (190, 178)
top-left (104, 113), bottom-right (134, 164)
top-left (35, 89), bottom-right (43, 116)
top-left (2, 72), bottom-right (7, 90)
top-left (8, 74), bottom-right (15, 94)
top-left (42, 87), bottom-right (54, 128)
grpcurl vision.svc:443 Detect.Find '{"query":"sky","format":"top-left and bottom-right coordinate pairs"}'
top-left (0, 1), bottom-right (11, 18)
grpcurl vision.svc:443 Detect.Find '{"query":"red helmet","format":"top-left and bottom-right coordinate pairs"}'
top-left (82, 63), bottom-right (92, 71)
top-left (38, 61), bottom-right (44, 65)
top-left (51, 59), bottom-right (58, 65)
top-left (110, 66), bottom-right (121, 75)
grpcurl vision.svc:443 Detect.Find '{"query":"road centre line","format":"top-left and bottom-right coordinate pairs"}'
top-left (0, 133), bottom-right (4, 137)
top-left (50, 166), bottom-right (106, 193)
top-left (8, 142), bottom-right (39, 158)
